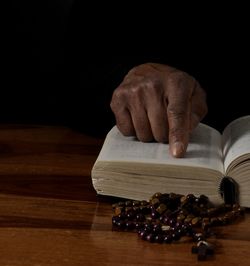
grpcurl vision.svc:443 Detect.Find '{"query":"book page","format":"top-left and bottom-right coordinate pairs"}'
top-left (96, 124), bottom-right (224, 173)
top-left (222, 115), bottom-right (250, 172)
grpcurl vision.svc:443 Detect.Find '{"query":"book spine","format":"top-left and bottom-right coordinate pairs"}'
top-left (219, 176), bottom-right (239, 204)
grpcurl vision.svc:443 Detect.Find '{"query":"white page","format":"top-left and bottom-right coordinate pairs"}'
top-left (222, 115), bottom-right (250, 171)
top-left (97, 124), bottom-right (223, 173)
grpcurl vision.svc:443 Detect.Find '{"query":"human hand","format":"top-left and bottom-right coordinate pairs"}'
top-left (110, 63), bottom-right (207, 158)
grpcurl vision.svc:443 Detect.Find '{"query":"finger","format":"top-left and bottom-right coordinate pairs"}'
top-left (110, 87), bottom-right (135, 136)
top-left (147, 99), bottom-right (169, 143)
top-left (168, 102), bottom-right (190, 158)
top-left (115, 108), bottom-right (135, 136)
top-left (111, 83), bottom-right (153, 141)
top-left (129, 105), bottom-right (153, 142)
top-left (167, 73), bottom-right (193, 157)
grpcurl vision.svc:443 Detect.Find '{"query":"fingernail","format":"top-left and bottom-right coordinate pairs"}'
top-left (172, 141), bottom-right (185, 158)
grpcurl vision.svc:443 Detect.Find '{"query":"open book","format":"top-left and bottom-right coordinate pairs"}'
top-left (91, 116), bottom-right (250, 207)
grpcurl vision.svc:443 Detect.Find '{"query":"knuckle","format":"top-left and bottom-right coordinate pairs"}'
top-left (110, 100), bottom-right (119, 112)
top-left (129, 86), bottom-right (142, 97)
top-left (112, 84), bottom-right (146, 103)
top-left (112, 87), bottom-right (127, 100)
top-left (110, 88), bottom-right (127, 111)
top-left (128, 84), bottom-right (153, 99)
top-left (167, 106), bottom-right (186, 118)
top-left (168, 70), bottom-right (191, 84)
top-left (167, 71), bottom-right (195, 95)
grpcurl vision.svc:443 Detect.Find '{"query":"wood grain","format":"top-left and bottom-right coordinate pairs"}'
top-left (0, 124), bottom-right (103, 201)
top-left (0, 124), bottom-right (249, 266)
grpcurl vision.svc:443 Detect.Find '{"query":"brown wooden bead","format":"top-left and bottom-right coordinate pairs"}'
top-left (114, 207), bottom-right (123, 216)
top-left (156, 203), bottom-right (167, 214)
top-left (191, 217), bottom-right (201, 226)
top-left (111, 191), bottom-right (245, 262)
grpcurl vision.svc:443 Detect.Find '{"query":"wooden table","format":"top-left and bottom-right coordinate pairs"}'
top-left (0, 125), bottom-right (249, 266)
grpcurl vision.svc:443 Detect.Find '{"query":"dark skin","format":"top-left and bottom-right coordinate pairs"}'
top-left (110, 63), bottom-right (208, 158)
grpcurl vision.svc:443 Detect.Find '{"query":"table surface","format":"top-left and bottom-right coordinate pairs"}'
top-left (0, 124), bottom-right (249, 266)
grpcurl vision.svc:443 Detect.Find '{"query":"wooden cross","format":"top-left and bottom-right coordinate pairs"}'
top-left (191, 241), bottom-right (214, 261)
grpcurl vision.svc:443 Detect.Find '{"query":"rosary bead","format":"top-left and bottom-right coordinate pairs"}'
top-left (177, 213), bottom-right (186, 222)
top-left (201, 218), bottom-right (211, 231)
top-left (180, 195), bottom-right (187, 204)
top-left (186, 194), bottom-right (196, 203)
top-left (132, 206), bottom-right (140, 213)
top-left (156, 203), bottom-right (167, 214)
top-left (146, 216), bottom-right (153, 223)
top-left (168, 218), bottom-right (176, 227)
top-left (210, 217), bottom-right (219, 226)
top-left (154, 234), bottom-right (164, 243)
top-left (198, 194), bottom-right (209, 205)
top-left (150, 192), bottom-right (162, 200)
top-left (207, 207), bottom-right (217, 217)
top-left (151, 210), bottom-right (160, 219)
top-left (193, 232), bottom-right (205, 242)
top-left (152, 224), bottom-right (162, 234)
top-left (175, 221), bottom-right (183, 228)
top-left (223, 213), bottom-right (232, 224)
top-left (125, 200), bottom-right (132, 207)
top-left (112, 216), bottom-right (119, 226)
top-left (161, 215), bottom-right (170, 225)
top-left (181, 222), bottom-right (192, 234)
top-left (138, 230), bottom-right (147, 240)
top-left (135, 222), bottom-right (143, 231)
top-left (118, 212), bottom-right (126, 220)
top-left (136, 213), bottom-right (145, 222)
top-left (144, 223), bottom-right (153, 233)
top-left (158, 193), bottom-right (170, 204)
top-left (161, 225), bottom-right (171, 232)
top-left (146, 233), bottom-right (155, 242)
top-left (132, 200), bottom-right (140, 206)
top-left (150, 198), bottom-right (160, 207)
top-left (116, 220), bottom-right (126, 229)
top-left (172, 231), bottom-right (181, 241)
top-left (125, 221), bottom-right (135, 230)
top-left (191, 217), bottom-right (201, 226)
top-left (126, 210), bottom-right (136, 220)
top-left (114, 207), bottom-right (123, 216)
top-left (163, 234), bottom-right (173, 243)
top-left (184, 216), bottom-right (193, 224)
top-left (140, 200), bottom-right (148, 206)
top-left (111, 192), bottom-right (245, 261)
top-left (139, 205), bottom-right (151, 215)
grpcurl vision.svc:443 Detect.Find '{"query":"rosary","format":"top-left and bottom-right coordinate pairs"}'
top-left (111, 192), bottom-right (244, 261)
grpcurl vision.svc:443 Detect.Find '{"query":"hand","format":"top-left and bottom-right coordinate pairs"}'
top-left (110, 63), bottom-right (207, 158)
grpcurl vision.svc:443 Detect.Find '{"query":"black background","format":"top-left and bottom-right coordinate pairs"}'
top-left (2, 1), bottom-right (249, 136)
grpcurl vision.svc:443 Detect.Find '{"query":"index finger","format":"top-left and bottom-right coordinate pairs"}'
top-left (166, 72), bottom-right (194, 157)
